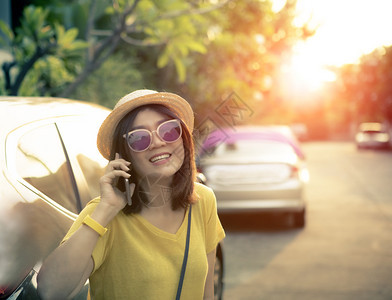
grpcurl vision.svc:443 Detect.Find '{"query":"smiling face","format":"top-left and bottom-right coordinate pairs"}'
top-left (125, 108), bottom-right (185, 184)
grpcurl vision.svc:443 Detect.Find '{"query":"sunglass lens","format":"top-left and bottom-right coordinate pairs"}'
top-left (128, 131), bottom-right (151, 151)
top-left (159, 121), bottom-right (181, 142)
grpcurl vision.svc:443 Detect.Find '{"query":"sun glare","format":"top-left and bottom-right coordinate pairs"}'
top-left (277, 0), bottom-right (392, 95)
top-left (293, 0), bottom-right (392, 67)
top-left (281, 47), bottom-right (336, 94)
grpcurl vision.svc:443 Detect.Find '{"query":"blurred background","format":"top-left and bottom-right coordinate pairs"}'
top-left (1, 0), bottom-right (391, 141)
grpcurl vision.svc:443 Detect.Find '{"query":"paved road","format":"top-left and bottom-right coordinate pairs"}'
top-left (220, 142), bottom-right (392, 300)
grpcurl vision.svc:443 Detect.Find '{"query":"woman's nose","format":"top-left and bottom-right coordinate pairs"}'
top-left (149, 131), bottom-right (166, 149)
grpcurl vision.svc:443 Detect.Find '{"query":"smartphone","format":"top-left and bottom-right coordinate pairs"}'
top-left (124, 177), bottom-right (132, 206)
top-left (117, 153), bottom-right (132, 206)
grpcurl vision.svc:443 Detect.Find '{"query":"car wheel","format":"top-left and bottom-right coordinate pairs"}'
top-left (293, 209), bottom-right (306, 228)
top-left (214, 247), bottom-right (224, 300)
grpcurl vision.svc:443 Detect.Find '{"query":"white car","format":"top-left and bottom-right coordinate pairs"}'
top-left (355, 122), bottom-right (390, 150)
top-left (198, 126), bottom-right (308, 228)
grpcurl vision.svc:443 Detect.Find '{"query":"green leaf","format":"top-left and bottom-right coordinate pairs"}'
top-left (54, 23), bottom-right (65, 41)
top-left (144, 27), bottom-right (155, 36)
top-left (0, 20), bottom-right (14, 41)
top-left (174, 57), bottom-right (186, 83)
top-left (59, 27), bottom-right (79, 47)
top-left (157, 51), bottom-right (170, 68)
top-left (186, 40), bottom-right (207, 54)
top-left (37, 25), bottom-right (54, 41)
top-left (66, 40), bottom-right (88, 51)
top-left (175, 41), bottom-right (189, 57)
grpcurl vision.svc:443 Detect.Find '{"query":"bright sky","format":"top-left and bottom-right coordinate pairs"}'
top-left (293, 0), bottom-right (392, 67)
top-left (274, 0), bottom-right (392, 91)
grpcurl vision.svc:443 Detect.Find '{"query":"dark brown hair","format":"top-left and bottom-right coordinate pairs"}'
top-left (110, 104), bottom-right (197, 214)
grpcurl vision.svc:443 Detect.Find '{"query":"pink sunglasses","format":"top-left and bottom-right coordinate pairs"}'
top-left (123, 119), bottom-right (182, 152)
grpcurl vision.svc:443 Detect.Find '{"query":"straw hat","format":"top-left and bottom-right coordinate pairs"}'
top-left (97, 89), bottom-right (194, 160)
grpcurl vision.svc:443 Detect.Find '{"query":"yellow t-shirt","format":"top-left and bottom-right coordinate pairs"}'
top-left (62, 182), bottom-right (225, 300)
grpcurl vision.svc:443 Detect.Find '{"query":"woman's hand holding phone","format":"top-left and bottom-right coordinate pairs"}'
top-left (99, 153), bottom-right (135, 214)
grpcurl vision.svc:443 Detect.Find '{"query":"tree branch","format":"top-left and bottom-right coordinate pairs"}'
top-left (157, 0), bottom-right (232, 20)
top-left (119, 0), bottom-right (232, 45)
top-left (2, 61), bottom-right (17, 92)
top-left (59, 0), bottom-right (142, 97)
top-left (10, 43), bottom-right (55, 95)
top-left (58, 34), bottom-right (120, 98)
top-left (88, 0), bottom-right (140, 66)
top-left (120, 34), bottom-right (166, 47)
top-left (85, 0), bottom-right (97, 62)
top-left (59, 0), bottom-right (230, 97)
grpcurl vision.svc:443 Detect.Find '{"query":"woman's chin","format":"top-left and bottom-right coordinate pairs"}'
top-left (138, 169), bottom-right (176, 185)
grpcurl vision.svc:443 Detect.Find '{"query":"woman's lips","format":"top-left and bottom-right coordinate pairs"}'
top-left (149, 153), bottom-right (171, 163)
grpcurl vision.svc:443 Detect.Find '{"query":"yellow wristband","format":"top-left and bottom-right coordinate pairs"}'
top-left (82, 215), bottom-right (107, 237)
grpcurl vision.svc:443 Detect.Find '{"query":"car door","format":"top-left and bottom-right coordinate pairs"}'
top-left (55, 114), bottom-right (108, 211)
top-left (2, 118), bottom-right (92, 299)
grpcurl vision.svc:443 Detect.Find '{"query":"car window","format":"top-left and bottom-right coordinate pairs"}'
top-left (15, 123), bottom-right (80, 213)
top-left (213, 140), bottom-right (296, 156)
top-left (56, 116), bottom-right (108, 208)
top-left (362, 130), bottom-right (385, 134)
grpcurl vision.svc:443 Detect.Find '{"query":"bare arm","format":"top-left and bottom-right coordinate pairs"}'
top-left (37, 202), bottom-right (117, 299)
top-left (37, 154), bottom-right (134, 299)
top-left (204, 248), bottom-right (217, 300)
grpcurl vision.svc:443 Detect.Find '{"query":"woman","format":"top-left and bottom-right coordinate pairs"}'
top-left (37, 89), bottom-right (225, 300)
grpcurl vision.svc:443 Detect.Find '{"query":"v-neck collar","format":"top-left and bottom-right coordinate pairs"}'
top-left (133, 207), bottom-right (190, 241)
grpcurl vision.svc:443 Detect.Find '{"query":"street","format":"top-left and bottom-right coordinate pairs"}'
top-left (220, 142), bottom-right (392, 300)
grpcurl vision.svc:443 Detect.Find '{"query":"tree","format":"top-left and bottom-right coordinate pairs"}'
top-left (0, 0), bottom-right (230, 97)
top-left (334, 45), bottom-right (392, 125)
top-left (0, 6), bottom-right (87, 95)
top-left (173, 0), bottom-right (315, 127)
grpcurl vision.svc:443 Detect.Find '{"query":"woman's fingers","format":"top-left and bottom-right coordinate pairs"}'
top-left (101, 155), bottom-right (132, 187)
top-left (114, 153), bottom-right (131, 167)
top-left (106, 154), bottom-right (131, 175)
top-left (108, 162), bottom-right (130, 172)
top-left (101, 170), bottom-right (131, 185)
top-left (98, 153), bottom-right (133, 210)
top-left (113, 170), bottom-right (131, 179)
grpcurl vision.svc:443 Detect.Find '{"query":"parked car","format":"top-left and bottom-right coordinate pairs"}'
top-left (290, 123), bottom-right (309, 141)
top-left (355, 122), bottom-right (391, 150)
top-left (0, 97), bottom-right (224, 299)
top-left (198, 125), bottom-right (309, 228)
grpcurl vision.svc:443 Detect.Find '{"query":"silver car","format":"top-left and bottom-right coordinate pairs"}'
top-left (355, 122), bottom-right (391, 150)
top-left (198, 126), bottom-right (308, 228)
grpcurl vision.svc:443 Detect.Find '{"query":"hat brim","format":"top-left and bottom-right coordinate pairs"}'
top-left (97, 92), bottom-right (194, 160)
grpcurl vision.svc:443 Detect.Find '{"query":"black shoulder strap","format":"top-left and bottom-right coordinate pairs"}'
top-left (176, 205), bottom-right (192, 300)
